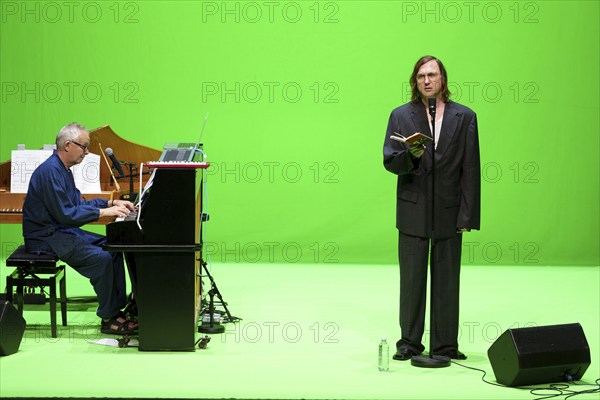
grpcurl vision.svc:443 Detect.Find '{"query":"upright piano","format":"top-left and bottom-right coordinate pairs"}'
top-left (105, 144), bottom-right (209, 351)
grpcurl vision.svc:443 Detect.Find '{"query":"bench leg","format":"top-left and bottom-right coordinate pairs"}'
top-left (5, 274), bottom-right (14, 304)
top-left (59, 269), bottom-right (67, 326)
top-left (49, 276), bottom-right (57, 338)
top-left (15, 281), bottom-right (24, 314)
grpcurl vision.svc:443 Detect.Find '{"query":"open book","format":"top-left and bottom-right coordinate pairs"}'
top-left (390, 132), bottom-right (433, 146)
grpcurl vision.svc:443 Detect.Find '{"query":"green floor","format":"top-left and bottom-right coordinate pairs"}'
top-left (0, 263), bottom-right (598, 399)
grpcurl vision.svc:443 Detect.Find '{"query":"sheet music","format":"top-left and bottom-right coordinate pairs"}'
top-left (71, 153), bottom-right (101, 193)
top-left (10, 150), bottom-right (101, 194)
top-left (10, 150), bottom-right (53, 193)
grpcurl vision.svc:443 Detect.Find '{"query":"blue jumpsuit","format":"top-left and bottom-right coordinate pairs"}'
top-left (23, 152), bottom-right (127, 319)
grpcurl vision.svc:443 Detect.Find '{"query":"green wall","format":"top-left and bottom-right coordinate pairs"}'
top-left (1, 0), bottom-right (599, 266)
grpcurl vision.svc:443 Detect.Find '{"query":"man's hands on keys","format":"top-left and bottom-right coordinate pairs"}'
top-left (99, 200), bottom-right (136, 219)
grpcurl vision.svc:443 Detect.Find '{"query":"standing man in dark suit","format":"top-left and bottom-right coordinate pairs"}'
top-left (383, 55), bottom-right (480, 361)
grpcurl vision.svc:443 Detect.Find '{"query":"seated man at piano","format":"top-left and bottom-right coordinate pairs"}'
top-left (22, 122), bottom-right (137, 335)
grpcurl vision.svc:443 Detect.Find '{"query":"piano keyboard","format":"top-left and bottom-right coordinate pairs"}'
top-left (1, 208), bottom-right (22, 213)
top-left (115, 210), bottom-right (138, 222)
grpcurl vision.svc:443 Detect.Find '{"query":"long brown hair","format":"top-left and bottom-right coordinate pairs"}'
top-left (410, 55), bottom-right (451, 103)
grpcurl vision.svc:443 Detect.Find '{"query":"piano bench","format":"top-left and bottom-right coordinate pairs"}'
top-left (5, 245), bottom-right (67, 338)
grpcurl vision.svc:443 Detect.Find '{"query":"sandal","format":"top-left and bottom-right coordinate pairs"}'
top-left (101, 315), bottom-right (138, 335)
top-left (117, 309), bottom-right (137, 323)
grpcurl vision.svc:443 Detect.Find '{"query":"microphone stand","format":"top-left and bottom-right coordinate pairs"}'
top-left (118, 162), bottom-right (152, 201)
top-left (120, 162), bottom-right (137, 201)
top-left (98, 143), bottom-right (121, 193)
top-left (198, 259), bottom-right (240, 334)
top-left (411, 97), bottom-right (451, 368)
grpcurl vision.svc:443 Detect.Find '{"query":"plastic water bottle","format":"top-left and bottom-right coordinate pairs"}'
top-left (378, 338), bottom-right (389, 371)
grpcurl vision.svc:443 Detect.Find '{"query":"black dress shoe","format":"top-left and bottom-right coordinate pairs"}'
top-left (393, 347), bottom-right (416, 361)
top-left (437, 350), bottom-right (467, 360)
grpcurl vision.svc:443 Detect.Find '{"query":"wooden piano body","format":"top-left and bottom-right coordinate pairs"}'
top-left (0, 125), bottom-right (161, 223)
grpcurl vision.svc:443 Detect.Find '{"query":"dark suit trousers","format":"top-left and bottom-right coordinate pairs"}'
top-left (28, 230), bottom-right (128, 319)
top-left (397, 232), bottom-right (462, 354)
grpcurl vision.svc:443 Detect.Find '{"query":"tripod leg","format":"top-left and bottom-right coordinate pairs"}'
top-left (200, 261), bottom-right (237, 323)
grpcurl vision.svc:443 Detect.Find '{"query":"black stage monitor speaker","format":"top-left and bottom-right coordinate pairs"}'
top-left (0, 301), bottom-right (26, 356)
top-left (488, 323), bottom-right (590, 386)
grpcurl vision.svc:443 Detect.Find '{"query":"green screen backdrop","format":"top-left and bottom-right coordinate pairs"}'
top-left (1, 0), bottom-right (598, 266)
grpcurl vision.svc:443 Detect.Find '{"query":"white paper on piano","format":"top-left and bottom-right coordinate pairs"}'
top-left (89, 338), bottom-right (139, 347)
top-left (71, 153), bottom-right (101, 194)
top-left (10, 150), bottom-right (101, 194)
top-left (10, 150), bottom-right (53, 193)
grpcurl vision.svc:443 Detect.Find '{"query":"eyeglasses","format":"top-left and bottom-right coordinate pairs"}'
top-left (70, 140), bottom-right (90, 152)
top-left (416, 72), bottom-right (440, 82)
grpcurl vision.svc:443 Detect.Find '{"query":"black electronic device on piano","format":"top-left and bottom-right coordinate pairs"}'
top-left (159, 142), bottom-right (200, 162)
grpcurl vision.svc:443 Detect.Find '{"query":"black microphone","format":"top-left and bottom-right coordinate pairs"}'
top-left (104, 147), bottom-right (125, 178)
top-left (428, 97), bottom-right (436, 117)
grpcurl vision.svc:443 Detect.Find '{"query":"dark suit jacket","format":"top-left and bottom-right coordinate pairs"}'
top-left (383, 100), bottom-right (480, 239)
